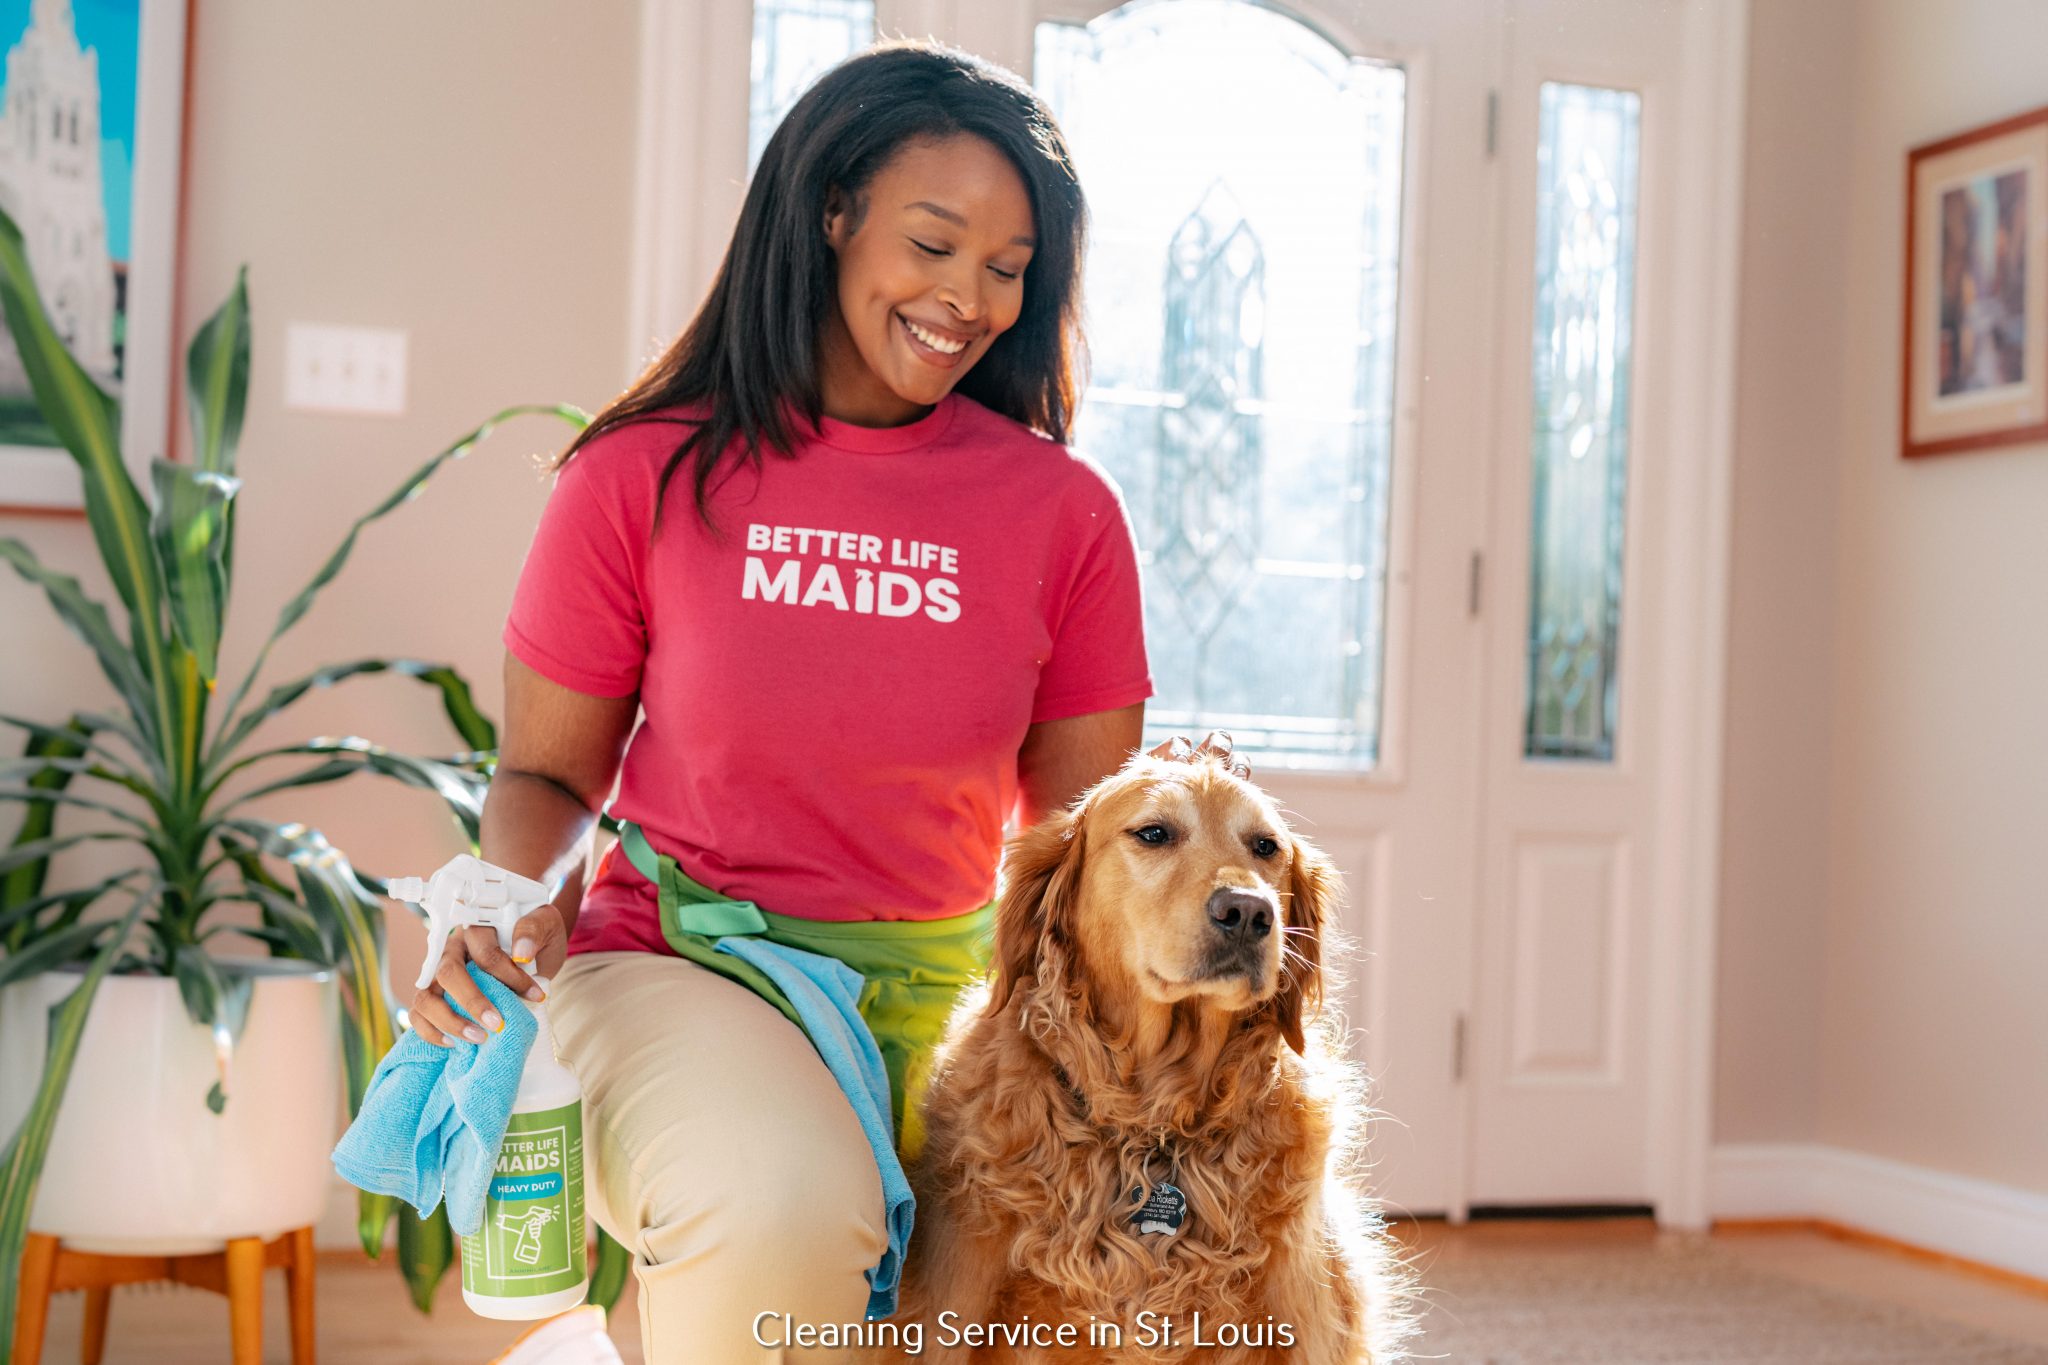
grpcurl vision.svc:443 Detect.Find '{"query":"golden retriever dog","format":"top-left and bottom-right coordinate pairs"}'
top-left (869, 753), bottom-right (1418, 1363)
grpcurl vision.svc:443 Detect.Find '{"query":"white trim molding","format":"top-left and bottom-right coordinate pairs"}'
top-left (626, 0), bottom-right (753, 379)
top-left (1713, 1143), bottom-right (2048, 1283)
top-left (1643, 0), bottom-right (1750, 1232)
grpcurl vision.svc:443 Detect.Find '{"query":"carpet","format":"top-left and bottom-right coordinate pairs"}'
top-left (1405, 1235), bottom-right (2048, 1363)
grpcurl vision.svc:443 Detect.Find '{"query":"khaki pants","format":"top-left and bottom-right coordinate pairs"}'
top-left (550, 950), bottom-right (888, 1363)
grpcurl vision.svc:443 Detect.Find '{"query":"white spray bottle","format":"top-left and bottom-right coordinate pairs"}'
top-left (392, 855), bottom-right (589, 1319)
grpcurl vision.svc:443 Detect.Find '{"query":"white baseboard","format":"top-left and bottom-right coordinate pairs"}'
top-left (1711, 1142), bottom-right (2048, 1282)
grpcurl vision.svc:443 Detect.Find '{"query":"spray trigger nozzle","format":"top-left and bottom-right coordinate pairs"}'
top-left (391, 855), bottom-right (557, 991)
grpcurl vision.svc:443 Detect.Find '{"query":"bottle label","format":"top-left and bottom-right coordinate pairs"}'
top-left (461, 1101), bottom-right (586, 1297)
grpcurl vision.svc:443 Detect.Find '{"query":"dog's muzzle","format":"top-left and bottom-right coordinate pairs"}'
top-left (1200, 886), bottom-right (1276, 978)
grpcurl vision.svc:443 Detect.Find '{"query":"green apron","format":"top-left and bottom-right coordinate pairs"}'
top-left (613, 821), bottom-right (995, 1163)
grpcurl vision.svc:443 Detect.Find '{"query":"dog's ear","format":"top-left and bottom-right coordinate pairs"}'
top-left (986, 801), bottom-right (1088, 1015)
top-left (1274, 838), bottom-right (1339, 1056)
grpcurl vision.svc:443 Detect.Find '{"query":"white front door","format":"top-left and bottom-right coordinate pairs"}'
top-left (986, 0), bottom-right (1502, 1219)
top-left (1466, 0), bottom-right (1715, 1210)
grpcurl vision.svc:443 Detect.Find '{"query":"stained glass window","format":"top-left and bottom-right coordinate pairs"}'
top-left (1035, 0), bottom-right (1407, 769)
top-left (1524, 83), bottom-right (1641, 761)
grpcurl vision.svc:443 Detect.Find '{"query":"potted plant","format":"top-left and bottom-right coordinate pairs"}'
top-left (0, 201), bottom-right (594, 1343)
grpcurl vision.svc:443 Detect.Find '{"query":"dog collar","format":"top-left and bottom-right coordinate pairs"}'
top-left (1050, 1061), bottom-right (1190, 1237)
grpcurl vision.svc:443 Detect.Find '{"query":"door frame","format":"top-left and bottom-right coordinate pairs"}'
top-left (625, 0), bottom-right (1750, 1230)
top-left (1629, 0), bottom-right (1747, 1229)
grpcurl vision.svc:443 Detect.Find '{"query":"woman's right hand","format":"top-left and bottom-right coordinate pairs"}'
top-left (407, 903), bottom-right (567, 1048)
top-left (1148, 728), bottom-right (1253, 780)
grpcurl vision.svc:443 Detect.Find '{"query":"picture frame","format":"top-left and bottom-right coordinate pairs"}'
top-left (1902, 102), bottom-right (2048, 460)
top-left (0, 0), bottom-right (187, 514)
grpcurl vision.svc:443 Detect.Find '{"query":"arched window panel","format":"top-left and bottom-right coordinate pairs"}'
top-left (1036, 0), bottom-right (1407, 769)
top-left (1524, 82), bottom-right (1640, 762)
top-left (749, 0), bottom-right (875, 177)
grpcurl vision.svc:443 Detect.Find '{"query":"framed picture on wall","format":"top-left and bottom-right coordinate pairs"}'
top-left (0, 0), bottom-right (187, 513)
top-left (1902, 103), bottom-right (2048, 460)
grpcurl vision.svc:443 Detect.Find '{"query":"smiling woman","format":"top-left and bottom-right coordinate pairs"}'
top-left (818, 140), bottom-right (1041, 417)
top-left (404, 39), bottom-right (1213, 1365)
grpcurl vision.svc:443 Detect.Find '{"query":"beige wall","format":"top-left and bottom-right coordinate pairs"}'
top-left (1718, 0), bottom-right (2048, 1194)
top-left (0, 2), bottom-right (641, 990)
top-left (1814, 0), bottom-right (2048, 1191)
top-left (1712, 0), bottom-right (1856, 1145)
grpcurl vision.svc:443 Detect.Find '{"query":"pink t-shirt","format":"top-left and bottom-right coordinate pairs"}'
top-left (502, 390), bottom-right (1153, 951)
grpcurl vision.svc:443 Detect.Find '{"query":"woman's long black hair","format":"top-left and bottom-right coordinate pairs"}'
top-left (556, 38), bottom-right (1090, 537)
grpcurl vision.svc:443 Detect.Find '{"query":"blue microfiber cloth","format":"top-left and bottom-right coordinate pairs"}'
top-left (331, 962), bottom-right (536, 1236)
top-left (715, 937), bottom-right (914, 1321)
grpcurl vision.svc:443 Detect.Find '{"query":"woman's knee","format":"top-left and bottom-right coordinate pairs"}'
top-left (548, 951), bottom-right (890, 1290)
top-left (633, 1119), bottom-right (888, 1282)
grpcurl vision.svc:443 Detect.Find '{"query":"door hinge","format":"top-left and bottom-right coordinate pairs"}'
top-left (1453, 1011), bottom-right (1468, 1083)
top-left (1486, 89), bottom-right (1499, 158)
top-left (1468, 551), bottom-right (1484, 617)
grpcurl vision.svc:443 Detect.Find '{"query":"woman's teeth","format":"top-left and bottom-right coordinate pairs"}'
top-left (904, 317), bottom-right (966, 354)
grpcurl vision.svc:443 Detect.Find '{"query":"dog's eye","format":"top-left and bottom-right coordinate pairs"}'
top-left (1130, 824), bottom-right (1173, 846)
top-left (1251, 836), bottom-right (1280, 859)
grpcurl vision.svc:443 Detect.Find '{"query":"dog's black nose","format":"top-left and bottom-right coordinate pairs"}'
top-left (1206, 887), bottom-right (1274, 941)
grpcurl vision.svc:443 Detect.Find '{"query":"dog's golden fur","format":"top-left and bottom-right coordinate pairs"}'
top-left (875, 754), bottom-right (1419, 1363)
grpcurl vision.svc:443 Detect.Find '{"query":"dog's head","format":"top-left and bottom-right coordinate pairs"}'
top-left (989, 753), bottom-right (1339, 1055)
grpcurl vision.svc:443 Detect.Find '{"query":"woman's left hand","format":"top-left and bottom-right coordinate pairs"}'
top-left (1147, 728), bottom-right (1251, 779)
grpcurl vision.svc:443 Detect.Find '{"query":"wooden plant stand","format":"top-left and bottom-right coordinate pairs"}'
top-left (10, 1226), bottom-right (314, 1365)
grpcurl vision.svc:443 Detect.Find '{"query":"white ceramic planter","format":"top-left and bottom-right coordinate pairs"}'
top-left (0, 958), bottom-right (342, 1255)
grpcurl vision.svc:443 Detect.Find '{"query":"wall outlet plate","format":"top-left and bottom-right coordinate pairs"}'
top-left (284, 323), bottom-right (408, 416)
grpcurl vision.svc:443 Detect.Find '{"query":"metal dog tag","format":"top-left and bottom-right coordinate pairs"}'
top-left (1128, 1181), bottom-right (1188, 1236)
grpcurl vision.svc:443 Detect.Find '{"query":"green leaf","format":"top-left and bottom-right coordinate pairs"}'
top-left (0, 919), bottom-right (117, 990)
top-left (0, 784), bottom-right (153, 830)
top-left (169, 951), bottom-right (256, 1111)
top-left (220, 756), bottom-right (361, 806)
top-left (43, 885), bottom-right (120, 939)
top-left (0, 541), bottom-right (159, 749)
top-left (224, 917), bottom-right (325, 962)
top-left (0, 753), bottom-right (114, 783)
top-left (186, 266), bottom-right (250, 479)
top-left (0, 755), bottom-right (163, 817)
top-left (0, 714), bottom-right (145, 781)
top-left (69, 711), bottom-right (167, 786)
top-left (0, 890), bottom-right (142, 1351)
top-left (221, 738), bottom-right (486, 845)
top-left (222, 820), bottom-right (396, 1120)
top-left (0, 719), bottom-right (89, 926)
top-left (0, 205), bottom-right (177, 748)
top-left (208, 402), bottom-right (587, 763)
top-left (149, 458), bottom-right (240, 682)
top-left (205, 657), bottom-right (494, 786)
top-left (358, 1189), bottom-right (398, 1261)
top-left (170, 943), bottom-right (224, 1032)
top-left (0, 831), bottom-right (133, 879)
top-left (397, 1204), bottom-right (456, 1313)
top-left (590, 1226), bottom-right (634, 1312)
top-left (402, 662), bottom-right (497, 753)
top-left (235, 883), bottom-right (335, 964)
top-left (0, 870), bottom-right (145, 940)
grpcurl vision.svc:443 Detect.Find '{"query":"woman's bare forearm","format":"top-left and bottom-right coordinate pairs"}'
top-left (479, 767), bottom-right (603, 939)
top-left (484, 656), bottom-right (640, 941)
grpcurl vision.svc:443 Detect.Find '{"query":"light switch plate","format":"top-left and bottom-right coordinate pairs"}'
top-left (284, 323), bottom-right (408, 416)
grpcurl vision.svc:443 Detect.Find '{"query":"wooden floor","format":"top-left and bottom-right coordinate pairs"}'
top-left (19, 1218), bottom-right (2048, 1362)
